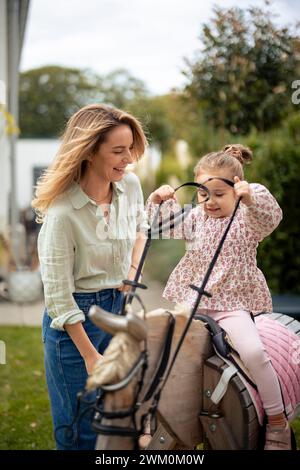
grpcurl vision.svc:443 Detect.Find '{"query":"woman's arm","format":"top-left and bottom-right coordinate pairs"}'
top-left (119, 231), bottom-right (147, 292)
top-left (131, 230), bottom-right (147, 268)
top-left (39, 214), bottom-right (101, 374)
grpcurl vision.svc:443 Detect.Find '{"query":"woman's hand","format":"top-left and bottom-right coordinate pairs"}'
top-left (234, 176), bottom-right (254, 207)
top-left (149, 185), bottom-right (176, 204)
top-left (65, 322), bottom-right (103, 375)
top-left (84, 350), bottom-right (103, 376)
top-left (117, 265), bottom-right (142, 292)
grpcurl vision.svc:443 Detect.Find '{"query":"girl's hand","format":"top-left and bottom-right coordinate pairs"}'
top-left (117, 265), bottom-right (142, 292)
top-left (234, 176), bottom-right (254, 207)
top-left (149, 185), bottom-right (176, 204)
top-left (84, 351), bottom-right (103, 375)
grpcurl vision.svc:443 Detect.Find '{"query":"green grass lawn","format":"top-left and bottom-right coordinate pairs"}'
top-left (0, 325), bottom-right (299, 450)
top-left (0, 326), bottom-right (55, 450)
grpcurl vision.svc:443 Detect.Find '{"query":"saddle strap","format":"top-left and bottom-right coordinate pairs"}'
top-left (227, 353), bottom-right (258, 391)
top-left (210, 364), bottom-right (238, 404)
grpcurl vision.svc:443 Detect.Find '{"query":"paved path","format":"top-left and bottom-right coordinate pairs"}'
top-left (0, 276), bottom-right (173, 327)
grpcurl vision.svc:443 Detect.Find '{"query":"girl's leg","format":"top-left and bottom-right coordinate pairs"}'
top-left (210, 309), bottom-right (284, 416)
top-left (209, 310), bottom-right (290, 449)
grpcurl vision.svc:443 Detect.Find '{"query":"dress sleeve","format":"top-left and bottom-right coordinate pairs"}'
top-left (146, 197), bottom-right (196, 241)
top-left (38, 214), bottom-right (85, 330)
top-left (244, 183), bottom-right (283, 241)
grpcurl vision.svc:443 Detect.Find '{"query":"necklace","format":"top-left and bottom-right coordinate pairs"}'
top-left (85, 185), bottom-right (112, 204)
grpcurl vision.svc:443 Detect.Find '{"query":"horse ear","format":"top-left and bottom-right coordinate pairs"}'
top-left (127, 311), bottom-right (148, 340)
top-left (88, 305), bottom-right (147, 341)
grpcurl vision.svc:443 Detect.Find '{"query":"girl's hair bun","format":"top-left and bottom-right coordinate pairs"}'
top-left (223, 144), bottom-right (253, 165)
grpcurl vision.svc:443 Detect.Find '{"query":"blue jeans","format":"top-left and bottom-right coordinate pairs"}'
top-left (42, 289), bottom-right (124, 450)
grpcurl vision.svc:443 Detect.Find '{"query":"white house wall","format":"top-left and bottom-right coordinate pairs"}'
top-left (16, 139), bottom-right (59, 209)
top-left (0, 0), bottom-right (9, 234)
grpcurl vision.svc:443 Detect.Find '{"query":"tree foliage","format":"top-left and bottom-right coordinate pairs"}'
top-left (19, 66), bottom-right (102, 137)
top-left (101, 68), bottom-right (149, 109)
top-left (184, 5), bottom-right (299, 134)
top-left (19, 66), bottom-right (148, 138)
top-left (244, 114), bottom-right (300, 294)
top-left (128, 94), bottom-right (179, 152)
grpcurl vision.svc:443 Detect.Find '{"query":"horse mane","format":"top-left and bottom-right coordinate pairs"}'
top-left (86, 332), bottom-right (141, 391)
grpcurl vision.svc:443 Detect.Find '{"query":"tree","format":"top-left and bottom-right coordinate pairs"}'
top-left (128, 95), bottom-right (174, 152)
top-left (19, 66), bottom-right (149, 138)
top-left (184, 4), bottom-right (300, 135)
top-left (100, 68), bottom-right (149, 109)
top-left (19, 66), bottom-right (103, 137)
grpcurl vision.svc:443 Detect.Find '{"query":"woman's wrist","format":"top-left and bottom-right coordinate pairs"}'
top-left (130, 264), bottom-right (143, 277)
top-left (82, 348), bottom-right (100, 361)
top-left (64, 323), bottom-right (98, 359)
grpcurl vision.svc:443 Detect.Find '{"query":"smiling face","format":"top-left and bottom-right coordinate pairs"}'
top-left (196, 170), bottom-right (237, 218)
top-left (89, 124), bottom-right (134, 183)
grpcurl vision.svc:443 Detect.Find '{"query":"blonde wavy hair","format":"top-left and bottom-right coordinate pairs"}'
top-left (32, 104), bottom-right (147, 222)
top-left (194, 144), bottom-right (253, 180)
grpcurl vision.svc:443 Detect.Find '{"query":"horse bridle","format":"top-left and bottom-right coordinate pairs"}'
top-left (91, 300), bottom-right (177, 444)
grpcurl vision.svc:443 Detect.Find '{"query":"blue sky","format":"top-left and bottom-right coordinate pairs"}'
top-left (21, 0), bottom-right (300, 95)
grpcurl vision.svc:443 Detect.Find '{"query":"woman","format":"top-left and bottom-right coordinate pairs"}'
top-left (32, 104), bottom-right (148, 450)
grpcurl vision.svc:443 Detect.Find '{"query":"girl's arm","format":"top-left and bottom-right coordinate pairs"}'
top-left (146, 185), bottom-right (195, 241)
top-left (148, 185), bottom-right (177, 204)
top-left (242, 183), bottom-right (283, 241)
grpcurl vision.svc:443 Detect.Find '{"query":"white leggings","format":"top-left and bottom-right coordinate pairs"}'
top-left (199, 309), bottom-right (284, 416)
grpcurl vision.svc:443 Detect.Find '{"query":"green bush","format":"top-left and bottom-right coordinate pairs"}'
top-left (244, 120), bottom-right (300, 293)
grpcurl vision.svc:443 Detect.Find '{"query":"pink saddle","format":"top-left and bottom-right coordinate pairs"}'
top-left (239, 315), bottom-right (300, 425)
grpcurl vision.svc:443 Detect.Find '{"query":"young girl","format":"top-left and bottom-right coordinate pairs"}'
top-left (148, 144), bottom-right (291, 450)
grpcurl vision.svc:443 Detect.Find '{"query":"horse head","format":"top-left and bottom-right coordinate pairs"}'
top-left (86, 304), bottom-right (214, 450)
top-left (86, 305), bottom-right (148, 450)
top-left (87, 305), bottom-right (147, 391)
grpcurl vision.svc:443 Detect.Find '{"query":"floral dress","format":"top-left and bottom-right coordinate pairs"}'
top-left (147, 184), bottom-right (282, 314)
